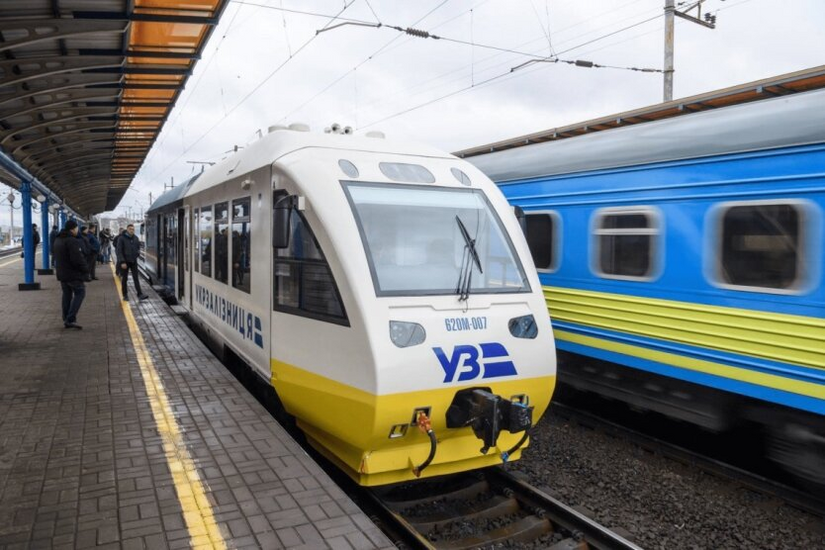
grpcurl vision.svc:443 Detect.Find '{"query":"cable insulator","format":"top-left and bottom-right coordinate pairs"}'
top-left (405, 27), bottom-right (431, 39)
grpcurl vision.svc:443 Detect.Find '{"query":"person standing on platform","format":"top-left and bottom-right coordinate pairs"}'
top-left (117, 224), bottom-right (147, 301)
top-left (79, 226), bottom-right (92, 282)
top-left (21, 223), bottom-right (40, 258)
top-left (113, 227), bottom-right (125, 275)
top-left (99, 228), bottom-right (111, 264)
top-left (86, 225), bottom-right (101, 281)
top-left (53, 220), bottom-right (87, 329)
top-left (49, 224), bottom-right (59, 267)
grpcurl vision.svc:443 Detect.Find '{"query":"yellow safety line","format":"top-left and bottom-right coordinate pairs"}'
top-left (110, 265), bottom-right (226, 549)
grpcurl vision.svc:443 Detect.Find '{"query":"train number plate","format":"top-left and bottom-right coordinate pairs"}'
top-left (444, 316), bottom-right (488, 332)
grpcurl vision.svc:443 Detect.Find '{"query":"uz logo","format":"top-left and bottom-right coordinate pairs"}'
top-left (433, 343), bottom-right (517, 383)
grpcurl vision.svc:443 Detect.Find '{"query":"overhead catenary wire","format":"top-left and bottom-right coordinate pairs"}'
top-left (358, 0), bottom-right (754, 130)
top-left (275, 0), bottom-right (452, 125)
top-left (316, 20), bottom-right (664, 74)
top-left (355, 2), bottom-right (664, 115)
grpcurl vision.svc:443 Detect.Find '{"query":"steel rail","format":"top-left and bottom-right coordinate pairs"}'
top-left (0, 247), bottom-right (22, 259)
top-left (365, 467), bottom-right (642, 550)
top-left (487, 468), bottom-right (643, 550)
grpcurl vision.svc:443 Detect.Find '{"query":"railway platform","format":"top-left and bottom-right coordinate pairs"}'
top-left (0, 255), bottom-right (393, 549)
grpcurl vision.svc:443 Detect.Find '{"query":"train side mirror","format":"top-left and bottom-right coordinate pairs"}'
top-left (273, 194), bottom-right (305, 248)
top-left (513, 205), bottom-right (527, 235)
top-left (273, 195), bottom-right (292, 249)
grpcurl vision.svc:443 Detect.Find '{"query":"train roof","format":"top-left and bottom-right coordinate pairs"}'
top-left (459, 66), bottom-right (825, 182)
top-left (185, 127), bottom-right (453, 197)
top-left (146, 173), bottom-right (202, 214)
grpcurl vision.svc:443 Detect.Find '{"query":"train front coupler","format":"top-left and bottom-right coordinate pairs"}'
top-left (446, 388), bottom-right (534, 459)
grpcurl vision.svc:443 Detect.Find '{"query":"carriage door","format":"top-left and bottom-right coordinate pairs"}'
top-left (177, 209), bottom-right (185, 300)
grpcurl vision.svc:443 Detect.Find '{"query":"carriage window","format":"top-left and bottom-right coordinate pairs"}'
top-left (274, 210), bottom-right (347, 324)
top-left (199, 206), bottom-right (212, 277)
top-left (232, 198), bottom-right (251, 293)
top-left (193, 208), bottom-right (199, 273)
top-left (718, 203), bottom-right (802, 290)
top-left (167, 214), bottom-right (176, 273)
top-left (594, 208), bottom-right (658, 280)
top-left (214, 202), bottom-right (229, 284)
top-left (525, 212), bottom-right (558, 271)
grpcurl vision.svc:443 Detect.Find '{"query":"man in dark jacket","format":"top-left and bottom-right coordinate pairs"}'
top-left (49, 225), bottom-right (59, 267)
top-left (113, 227), bottom-right (125, 275)
top-left (78, 226), bottom-right (91, 280)
top-left (116, 224), bottom-right (147, 301)
top-left (21, 223), bottom-right (40, 258)
top-left (85, 225), bottom-right (101, 281)
top-left (53, 220), bottom-right (87, 329)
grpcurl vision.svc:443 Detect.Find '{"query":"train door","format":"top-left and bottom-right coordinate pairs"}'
top-left (186, 206), bottom-right (193, 309)
top-left (167, 213), bottom-right (177, 291)
top-left (161, 215), bottom-right (168, 283)
top-left (155, 214), bottom-right (163, 282)
top-left (177, 208), bottom-right (185, 300)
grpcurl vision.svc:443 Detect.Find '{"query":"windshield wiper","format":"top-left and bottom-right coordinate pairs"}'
top-left (455, 216), bottom-right (483, 301)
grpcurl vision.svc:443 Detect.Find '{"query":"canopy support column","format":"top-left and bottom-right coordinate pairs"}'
top-left (38, 196), bottom-right (53, 275)
top-left (18, 180), bottom-right (40, 291)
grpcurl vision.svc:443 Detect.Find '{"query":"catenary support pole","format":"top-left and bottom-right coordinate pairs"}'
top-left (38, 197), bottom-right (53, 275)
top-left (664, 0), bottom-right (675, 102)
top-left (19, 180), bottom-right (40, 290)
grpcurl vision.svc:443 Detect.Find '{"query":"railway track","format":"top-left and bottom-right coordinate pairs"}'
top-left (365, 467), bottom-right (642, 550)
top-left (551, 401), bottom-right (825, 521)
top-left (0, 247), bottom-right (21, 259)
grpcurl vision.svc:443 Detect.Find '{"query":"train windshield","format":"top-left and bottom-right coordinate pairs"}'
top-left (344, 182), bottom-right (530, 296)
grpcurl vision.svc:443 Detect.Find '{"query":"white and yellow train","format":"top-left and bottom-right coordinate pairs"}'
top-left (144, 125), bottom-right (556, 486)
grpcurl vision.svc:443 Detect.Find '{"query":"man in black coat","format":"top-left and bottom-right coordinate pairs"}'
top-left (113, 227), bottom-right (125, 275)
top-left (20, 223), bottom-right (40, 258)
top-left (48, 224), bottom-right (59, 267)
top-left (116, 223), bottom-right (147, 301)
top-left (53, 220), bottom-right (88, 329)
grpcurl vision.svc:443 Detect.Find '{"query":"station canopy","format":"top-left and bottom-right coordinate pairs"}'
top-left (0, 0), bottom-right (228, 216)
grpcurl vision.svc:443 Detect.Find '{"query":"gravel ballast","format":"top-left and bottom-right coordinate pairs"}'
top-left (508, 413), bottom-right (825, 550)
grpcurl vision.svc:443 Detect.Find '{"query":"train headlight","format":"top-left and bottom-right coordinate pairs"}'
top-left (389, 321), bottom-right (426, 348)
top-left (508, 314), bottom-right (538, 339)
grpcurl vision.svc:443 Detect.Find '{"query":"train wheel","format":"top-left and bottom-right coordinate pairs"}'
top-left (766, 421), bottom-right (825, 488)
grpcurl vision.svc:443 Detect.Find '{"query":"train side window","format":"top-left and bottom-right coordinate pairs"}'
top-left (200, 206), bottom-right (212, 277)
top-left (214, 202), bottom-right (229, 284)
top-left (524, 212), bottom-right (560, 272)
top-left (274, 210), bottom-right (348, 324)
top-left (594, 207), bottom-right (659, 280)
top-left (193, 208), bottom-right (199, 273)
top-left (231, 198), bottom-right (251, 293)
top-left (716, 202), bottom-right (803, 291)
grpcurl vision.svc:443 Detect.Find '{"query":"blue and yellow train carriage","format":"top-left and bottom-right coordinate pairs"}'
top-left (465, 78), bottom-right (825, 484)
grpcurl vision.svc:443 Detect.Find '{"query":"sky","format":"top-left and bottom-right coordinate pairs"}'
top-left (1, 0), bottom-right (824, 227)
